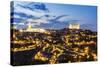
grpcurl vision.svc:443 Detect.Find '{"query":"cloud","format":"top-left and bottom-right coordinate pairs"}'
top-left (35, 20), bottom-right (69, 29)
top-left (12, 12), bottom-right (38, 19)
top-left (11, 18), bottom-right (23, 23)
top-left (14, 5), bottom-right (45, 17)
top-left (15, 2), bottom-right (49, 16)
top-left (53, 15), bottom-right (69, 21)
top-left (26, 2), bottom-right (49, 12)
top-left (81, 24), bottom-right (97, 31)
top-left (12, 14), bottom-right (22, 19)
top-left (11, 1), bottom-right (50, 24)
top-left (11, 1), bottom-right (82, 30)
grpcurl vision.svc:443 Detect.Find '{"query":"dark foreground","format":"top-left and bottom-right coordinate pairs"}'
top-left (11, 28), bottom-right (97, 66)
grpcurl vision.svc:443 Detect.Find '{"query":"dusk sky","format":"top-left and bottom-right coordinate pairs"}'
top-left (11, 1), bottom-right (97, 31)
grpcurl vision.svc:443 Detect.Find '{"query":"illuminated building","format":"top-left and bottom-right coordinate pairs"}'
top-left (19, 19), bottom-right (46, 33)
top-left (13, 25), bottom-right (17, 29)
top-left (69, 23), bottom-right (80, 29)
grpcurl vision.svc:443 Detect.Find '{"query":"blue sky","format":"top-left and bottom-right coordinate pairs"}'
top-left (11, 1), bottom-right (97, 31)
